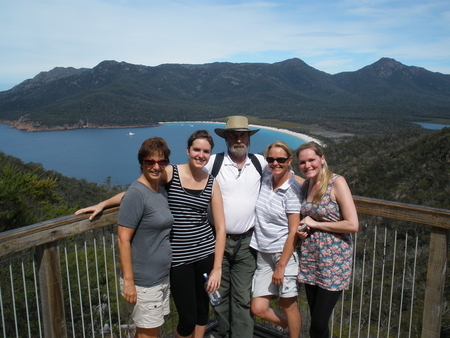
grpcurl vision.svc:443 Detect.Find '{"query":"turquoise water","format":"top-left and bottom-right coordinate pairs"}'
top-left (0, 122), bottom-right (307, 186)
top-left (415, 122), bottom-right (450, 130)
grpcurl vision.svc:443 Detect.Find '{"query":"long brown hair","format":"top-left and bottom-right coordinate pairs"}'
top-left (295, 142), bottom-right (332, 204)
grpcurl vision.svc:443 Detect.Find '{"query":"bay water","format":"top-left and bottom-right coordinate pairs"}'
top-left (0, 122), bottom-right (308, 186)
top-left (414, 122), bottom-right (450, 130)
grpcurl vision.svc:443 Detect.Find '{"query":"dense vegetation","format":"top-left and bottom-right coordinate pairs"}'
top-left (1, 58), bottom-right (449, 135)
top-left (320, 127), bottom-right (450, 209)
top-left (0, 151), bottom-right (125, 232)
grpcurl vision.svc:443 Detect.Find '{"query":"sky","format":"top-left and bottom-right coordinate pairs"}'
top-left (1, 0), bottom-right (449, 91)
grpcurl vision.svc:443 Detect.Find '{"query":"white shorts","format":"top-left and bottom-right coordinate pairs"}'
top-left (120, 277), bottom-right (171, 329)
top-left (252, 251), bottom-right (299, 298)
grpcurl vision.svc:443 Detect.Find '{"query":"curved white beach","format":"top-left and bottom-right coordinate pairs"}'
top-left (249, 123), bottom-right (323, 145)
top-left (162, 121), bottom-right (323, 146)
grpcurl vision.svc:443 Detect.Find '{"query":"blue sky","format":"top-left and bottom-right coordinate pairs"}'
top-left (1, 0), bottom-right (449, 91)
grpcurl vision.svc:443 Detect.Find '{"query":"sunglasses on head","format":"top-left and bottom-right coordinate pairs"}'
top-left (266, 157), bottom-right (289, 164)
top-left (143, 159), bottom-right (169, 167)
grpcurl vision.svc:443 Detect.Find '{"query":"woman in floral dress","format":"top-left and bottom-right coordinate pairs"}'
top-left (296, 142), bottom-right (359, 338)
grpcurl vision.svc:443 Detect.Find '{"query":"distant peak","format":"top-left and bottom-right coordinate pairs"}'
top-left (7, 66), bottom-right (88, 93)
top-left (97, 60), bottom-right (120, 66)
top-left (362, 57), bottom-right (407, 78)
top-left (274, 58), bottom-right (318, 71)
top-left (276, 58), bottom-right (306, 65)
top-left (374, 57), bottom-right (405, 68)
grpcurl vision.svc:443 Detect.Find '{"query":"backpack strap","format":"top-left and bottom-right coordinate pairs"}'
top-left (210, 152), bottom-right (225, 178)
top-left (210, 152), bottom-right (262, 178)
top-left (248, 153), bottom-right (262, 177)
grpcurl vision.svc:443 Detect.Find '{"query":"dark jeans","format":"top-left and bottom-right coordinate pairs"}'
top-left (305, 284), bottom-right (342, 338)
top-left (170, 255), bottom-right (214, 337)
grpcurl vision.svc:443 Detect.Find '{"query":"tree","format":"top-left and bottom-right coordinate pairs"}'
top-left (0, 164), bottom-right (71, 232)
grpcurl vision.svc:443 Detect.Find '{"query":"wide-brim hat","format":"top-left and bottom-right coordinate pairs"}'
top-left (214, 116), bottom-right (260, 138)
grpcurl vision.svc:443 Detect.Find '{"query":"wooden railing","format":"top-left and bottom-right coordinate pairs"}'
top-left (353, 197), bottom-right (450, 338)
top-left (0, 196), bottom-right (449, 338)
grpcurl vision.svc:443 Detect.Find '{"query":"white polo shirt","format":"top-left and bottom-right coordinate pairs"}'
top-left (250, 172), bottom-right (302, 253)
top-left (204, 151), bottom-right (267, 234)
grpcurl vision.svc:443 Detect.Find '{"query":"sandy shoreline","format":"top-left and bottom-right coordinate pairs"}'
top-left (250, 123), bottom-right (323, 145)
top-left (162, 121), bottom-right (323, 145)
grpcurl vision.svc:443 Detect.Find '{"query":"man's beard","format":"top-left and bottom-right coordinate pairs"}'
top-left (228, 143), bottom-right (248, 157)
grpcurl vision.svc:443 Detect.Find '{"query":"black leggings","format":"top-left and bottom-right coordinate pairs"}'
top-left (304, 284), bottom-right (342, 338)
top-left (170, 255), bottom-right (214, 337)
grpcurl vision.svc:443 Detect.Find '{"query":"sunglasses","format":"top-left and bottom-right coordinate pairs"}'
top-left (143, 159), bottom-right (169, 167)
top-left (266, 157), bottom-right (290, 164)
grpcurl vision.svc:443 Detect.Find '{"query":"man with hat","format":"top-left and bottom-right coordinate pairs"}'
top-left (204, 116), bottom-right (268, 338)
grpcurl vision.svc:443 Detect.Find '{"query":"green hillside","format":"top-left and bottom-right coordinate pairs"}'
top-left (1, 58), bottom-right (449, 135)
top-left (0, 151), bottom-right (125, 232)
top-left (309, 127), bottom-right (450, 209)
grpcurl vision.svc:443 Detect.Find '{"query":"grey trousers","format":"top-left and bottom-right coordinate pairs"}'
top-left (214, 236), bottom-right (256, 338)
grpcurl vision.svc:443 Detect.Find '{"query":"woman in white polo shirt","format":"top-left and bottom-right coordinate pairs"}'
top-left (250, 140), bottom-right (302, 338)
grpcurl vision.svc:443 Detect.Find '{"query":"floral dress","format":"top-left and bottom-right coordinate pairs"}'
top-left (298, 174), bottom-right (353, 291)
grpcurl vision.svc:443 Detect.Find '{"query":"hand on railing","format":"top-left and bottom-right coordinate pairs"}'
top-left (75, 192), bottom-right (125, 220)
top-left (75, 203), bottom-right (106, 221)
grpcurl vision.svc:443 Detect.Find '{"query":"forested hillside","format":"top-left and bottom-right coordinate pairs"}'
top-left (319, 127), bottom-right (450, 209)
top-left (0, 151), bottom-right (125, 232)
top-left (1, 58), bottom-right (449, 135)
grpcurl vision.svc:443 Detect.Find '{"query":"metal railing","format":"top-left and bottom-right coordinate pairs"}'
top-left (0, 196), bottom-right (449, 338)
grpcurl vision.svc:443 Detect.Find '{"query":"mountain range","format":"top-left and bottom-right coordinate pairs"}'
top-left (0, 58), bottom-right (449, 132)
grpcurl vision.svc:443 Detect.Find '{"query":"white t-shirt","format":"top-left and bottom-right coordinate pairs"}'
top-left (204, 151), bottom-right (267, 234)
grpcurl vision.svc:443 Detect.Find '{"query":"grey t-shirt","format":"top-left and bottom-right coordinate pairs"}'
top-left (118, 180), bottom-right (173, 287)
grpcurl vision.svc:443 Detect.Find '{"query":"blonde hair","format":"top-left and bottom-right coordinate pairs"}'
top-left (295, 142), bottom-right (332, 204)
top-left (265, 141), bottom-right (293, 170)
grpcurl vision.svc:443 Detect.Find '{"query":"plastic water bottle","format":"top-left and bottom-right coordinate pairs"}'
top-left (203, 273), bottom-right (222, 306)
top-left (298, 224), bottom-right (308, 232)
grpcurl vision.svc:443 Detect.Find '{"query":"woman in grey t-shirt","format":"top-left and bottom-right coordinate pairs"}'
top-left (118, 137), bottom-right (174, 337)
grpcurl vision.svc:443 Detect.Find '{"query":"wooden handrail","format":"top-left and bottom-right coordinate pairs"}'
top-left (0, 207), bottom-right (120, 256)
top-left (2, 197), bottom-right (449, 257)
top-left (353, 196), bottom-right (450, 228)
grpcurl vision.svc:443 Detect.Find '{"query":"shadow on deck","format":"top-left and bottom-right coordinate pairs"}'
top-left (205, 321), bottom-right (286, 338)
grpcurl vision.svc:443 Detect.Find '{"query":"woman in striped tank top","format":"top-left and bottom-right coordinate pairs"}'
top-left (162, 130), bottom-right (226, 338)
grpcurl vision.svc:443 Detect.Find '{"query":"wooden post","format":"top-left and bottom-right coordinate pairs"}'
top-left (36, 241), bottom-right (67, 338)
top-left (421, 226), bottom-right (449, 338)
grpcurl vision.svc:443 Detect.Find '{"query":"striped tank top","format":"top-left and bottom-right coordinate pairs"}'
top-left (166, 165), bottom-right (216, 267)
